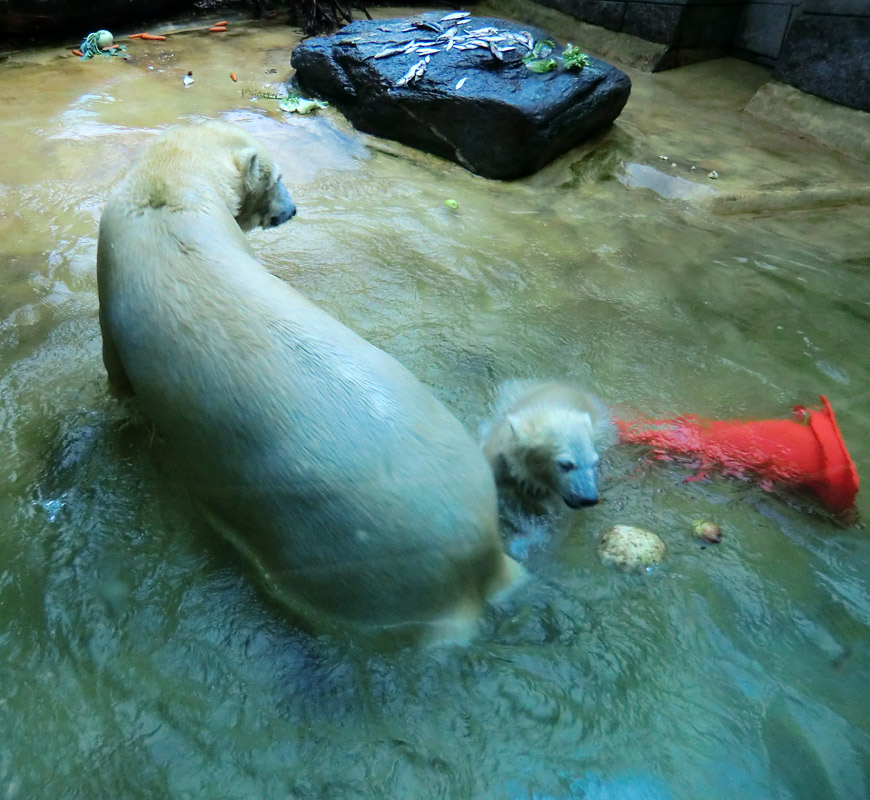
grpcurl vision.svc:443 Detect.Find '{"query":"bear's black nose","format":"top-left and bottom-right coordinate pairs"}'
top-left (564, 495), bottom-right (599, 509)
top-left (269, 205), bottom-right (296, 227)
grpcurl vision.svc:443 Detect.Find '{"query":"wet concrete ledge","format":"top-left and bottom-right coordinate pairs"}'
top-left (744, 80), bottom-right (870, 165)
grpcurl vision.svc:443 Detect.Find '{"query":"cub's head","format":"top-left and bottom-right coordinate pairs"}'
top-left (506, 407), bottom-right (601, 509)
top-left (139, 121), bottom-right (297, 231)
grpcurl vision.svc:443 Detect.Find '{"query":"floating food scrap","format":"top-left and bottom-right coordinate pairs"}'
top-left (279, 93), bottom-right (329, 114)
top-left (598, 525), bottom-right (667, 572)
top-left (78, 29), bottom-right (127, 59)
top-left (692, 520), bottom-right (723, 543)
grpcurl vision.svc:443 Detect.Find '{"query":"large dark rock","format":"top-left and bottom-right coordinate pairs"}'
top-left (290, 10), bottom-right (631, 179)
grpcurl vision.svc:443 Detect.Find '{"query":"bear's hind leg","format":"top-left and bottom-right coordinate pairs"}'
top-left (99, 316), bottom-right (135, 396)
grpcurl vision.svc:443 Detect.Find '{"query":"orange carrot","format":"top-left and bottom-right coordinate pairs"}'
top-left (209, 26), bottom-right (227, 33)
top-left (102, 44), bottom-right (119, 50)
top-left (140, 34), bottom-right (166, 41)
top-left (230, 72), bottom-right (238, 82)
top-left (72, 49), bottom-right (83, 56)
top-left (215, 21), bottom-right (229, 27)
top-left (128, 33), bottom-right (146, 39)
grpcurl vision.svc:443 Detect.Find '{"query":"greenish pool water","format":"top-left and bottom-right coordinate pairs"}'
top-left (1, 14), bottom-right (868, 800)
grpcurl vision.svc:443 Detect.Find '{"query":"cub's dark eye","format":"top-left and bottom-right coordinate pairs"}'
top-left (557, 459), bottom-right (576, 472)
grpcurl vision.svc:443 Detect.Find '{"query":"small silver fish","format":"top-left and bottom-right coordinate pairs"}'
top-left (415, 47), bottom-right (441, 55)
top-left (440, 11), bottom-right (471, 22)
top-left (489, 41), bottom-right (504, 61)
top-left (396, 59), bottom-right (427, 87)
top-left (455, 76), bottom-right (467, 90)
top-left (413, 20), bottom-right (442, 33)
top-left (374, 43), bottom-right (412, 59)
top-left (436, 27), bottom-right (459, 44)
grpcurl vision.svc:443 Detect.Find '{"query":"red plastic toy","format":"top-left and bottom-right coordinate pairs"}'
top-left (616, 395), bottom-right (859, 516)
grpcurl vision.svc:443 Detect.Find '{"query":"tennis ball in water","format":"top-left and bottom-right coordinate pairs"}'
top-left (444, 199), bottom-right (459, 209)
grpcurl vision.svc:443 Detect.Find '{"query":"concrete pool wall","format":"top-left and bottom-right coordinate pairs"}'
top-left (495, 0), bottom-right (870, 109)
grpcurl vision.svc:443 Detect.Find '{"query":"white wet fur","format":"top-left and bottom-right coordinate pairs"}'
top-left (96, 120), bottom-right (522, 642)
top-left (482, 379), bottom-right (616, 522)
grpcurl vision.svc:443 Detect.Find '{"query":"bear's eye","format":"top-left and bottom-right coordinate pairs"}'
top-left (557, 459), bottom-right (576, 472)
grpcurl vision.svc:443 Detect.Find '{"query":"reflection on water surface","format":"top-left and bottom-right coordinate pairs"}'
top-left (1, 11), bottom-right (869, 800)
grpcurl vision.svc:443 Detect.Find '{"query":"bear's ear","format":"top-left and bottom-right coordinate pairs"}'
top-left (236, 147), bottom-right (263, 193)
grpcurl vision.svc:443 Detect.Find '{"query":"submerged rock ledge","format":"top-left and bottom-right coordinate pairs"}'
top-left (290, 10), bottom-right (631, 180)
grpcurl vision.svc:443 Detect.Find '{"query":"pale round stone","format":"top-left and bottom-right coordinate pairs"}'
top-left (598, 524), bottom-right (667, 571)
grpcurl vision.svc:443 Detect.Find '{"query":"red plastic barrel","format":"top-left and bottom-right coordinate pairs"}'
top-left (617, 395), bottom-right (859, 515)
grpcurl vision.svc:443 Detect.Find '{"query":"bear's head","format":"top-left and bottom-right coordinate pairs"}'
top-left (139, 121), bottom-right (297, 232)
top-left (506, 406), bottom-right (601, 508)
top-left (232, 142), bottom-right (297, 232)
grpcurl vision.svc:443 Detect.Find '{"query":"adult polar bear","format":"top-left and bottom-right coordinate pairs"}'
top-left (97, 121), bottom-right (520, 638)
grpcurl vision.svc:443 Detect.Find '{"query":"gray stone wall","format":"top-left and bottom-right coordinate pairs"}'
top-left (732, 1), bottom-right (802, 66)
top-left (532, 0), bottom-right (744, 66)
top-left (525, 0), bottom-right (870, 110)
top-left (773, 0), bottom-right (870, 111)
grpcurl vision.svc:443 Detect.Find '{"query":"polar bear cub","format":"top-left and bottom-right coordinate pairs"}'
top-left (97, 120), bottom-right (521, 638)
top-left (483, 380), bottom-right (615, 509)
